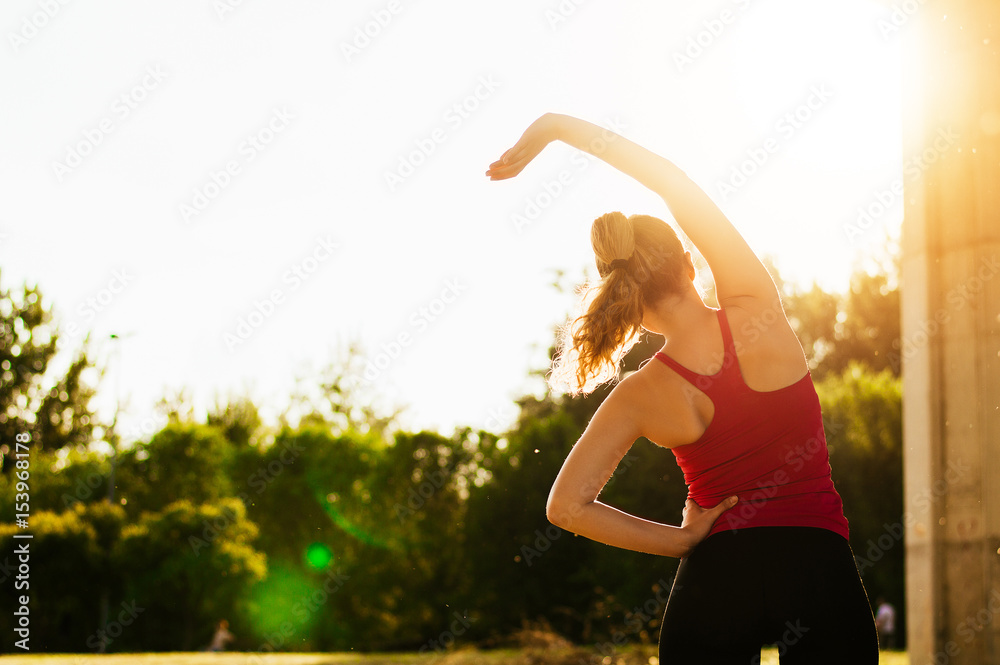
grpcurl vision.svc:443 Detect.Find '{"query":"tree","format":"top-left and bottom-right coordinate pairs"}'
top-left (781, 265), bottom-right (900, 378)
top-left (0, 446), bottom-right (113, 512)
top-left (111, 423), bottom-right (235, 520)
top-left (282, 343), bottom-right (404, 438)
top-left (207, 396), bottom-right (263, 448)
top-left (0, 501), bottom-right (127, 651)
top-left (113, 498), bottom-right (266, 651)
top-left (816, 363), bottom-right (904, 643)
top-left (0, 270), bottom-right (101, 471)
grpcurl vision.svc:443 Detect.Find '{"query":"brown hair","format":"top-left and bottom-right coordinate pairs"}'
top-left (549, 212), bottom-right (693, 395)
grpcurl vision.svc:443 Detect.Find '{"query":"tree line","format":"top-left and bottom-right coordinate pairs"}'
top-left (0, 262), bottom-right (904, 653)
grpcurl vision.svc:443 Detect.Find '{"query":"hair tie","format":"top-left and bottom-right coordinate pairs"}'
top-left (610, 258), bottom-right (630, 271)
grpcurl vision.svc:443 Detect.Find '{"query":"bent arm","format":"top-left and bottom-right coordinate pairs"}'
top-left (546, 382), bottom-right (695, 558)
top-left (551, 114), bottom-right (779, 308)
top-left (548, 492), bottom-right (695, 558)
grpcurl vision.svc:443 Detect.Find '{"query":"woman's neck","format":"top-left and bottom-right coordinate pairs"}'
top-left (643, 288), bottom-right (714, 341)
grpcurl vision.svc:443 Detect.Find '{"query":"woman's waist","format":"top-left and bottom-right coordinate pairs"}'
top-left (702, 486), bottom-right (848, 535)
top-left (687, 471), bottom-right (838, 504)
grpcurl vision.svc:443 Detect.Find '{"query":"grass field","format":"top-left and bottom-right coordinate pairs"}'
top-left (0, 648), bottom-right (911, 664)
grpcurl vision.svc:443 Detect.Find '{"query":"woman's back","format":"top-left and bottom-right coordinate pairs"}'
top-left (642, 306), bottom-right (849, 539)
top-left (626, 301), bottom-right (809, 449)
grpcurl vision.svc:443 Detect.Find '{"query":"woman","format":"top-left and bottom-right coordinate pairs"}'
top-left (486, 113), bottom-right (879, 662)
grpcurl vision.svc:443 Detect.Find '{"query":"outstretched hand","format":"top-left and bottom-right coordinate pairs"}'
top-left (486, 113), bottom-right (561, 181)
top-left (679, 495), bottom-right (739, 557)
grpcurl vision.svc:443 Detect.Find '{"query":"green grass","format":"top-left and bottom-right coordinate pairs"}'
top-left (0, 648), bottom-right (911, 664)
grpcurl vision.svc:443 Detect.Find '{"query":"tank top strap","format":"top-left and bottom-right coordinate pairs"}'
top-left (652, 351), bottom-right (705, 385)
top-left (653, 309), bottom-right (737, 389)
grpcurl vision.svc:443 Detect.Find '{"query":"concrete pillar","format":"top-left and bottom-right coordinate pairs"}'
top-left (902, 0), bottom-right (1000, 662)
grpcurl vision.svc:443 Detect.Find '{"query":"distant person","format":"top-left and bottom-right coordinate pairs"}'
top-left (875, 597), bottom-right (897, 649)
top-left (487, 113), bottom-right (879, 662)
top-left (206, 619), bottom-right (235, 652)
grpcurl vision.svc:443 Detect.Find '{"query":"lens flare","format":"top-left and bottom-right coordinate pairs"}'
top-left (305, 542), bottom-right (333, 570)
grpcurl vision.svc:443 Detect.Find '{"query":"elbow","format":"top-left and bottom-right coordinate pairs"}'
top-left (545, 490), bottom-right (582, 530)
top-left (545, 497), bottom-right (564, 528)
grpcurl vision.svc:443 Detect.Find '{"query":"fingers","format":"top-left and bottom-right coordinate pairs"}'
top-left (713, 496), bottom-right (739, 515)
top-left (686, 496), bottom-right (738, 515)
top-left (486, 162), bottom-right (517, 180)
top-left (486, 155), bottom-right (528, 180)
top-left (504, 141), bottom-right (529, 164)
top-left (486, 137), bottom-right (537, 179)
top-left (485, 157), bottom-right (509, 178)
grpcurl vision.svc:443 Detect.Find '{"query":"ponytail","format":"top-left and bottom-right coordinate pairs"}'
top-left (549, 212), bottom-right (690, 395)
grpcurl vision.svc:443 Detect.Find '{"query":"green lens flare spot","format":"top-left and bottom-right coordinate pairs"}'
top-left (306, 542), bottom-right (333, 569)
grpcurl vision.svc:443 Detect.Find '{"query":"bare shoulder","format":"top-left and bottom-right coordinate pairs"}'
top-left (721, 298), bottom-right (809, 387)
top-left (596, 370), bottom-right (650, 422)
top-left (613, 360), bottom-right (713, 449)
top-left (721, 297), bottom-right (798, 348)
top-left (574, 373), bottom-right (648, 452)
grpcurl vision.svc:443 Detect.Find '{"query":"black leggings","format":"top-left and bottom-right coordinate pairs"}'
top-left (658, 527), bottom-right (879, 664)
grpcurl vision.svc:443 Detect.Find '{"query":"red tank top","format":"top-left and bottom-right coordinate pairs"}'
top-left (653, 308), bottom-right (850, 540)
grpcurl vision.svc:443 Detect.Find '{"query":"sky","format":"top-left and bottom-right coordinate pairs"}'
top-left (0, 0), bottom-right (908, 444)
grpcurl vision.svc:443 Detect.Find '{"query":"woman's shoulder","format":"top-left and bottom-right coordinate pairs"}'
top-left (720, 300), bottom-right (810, 389)
top-left (607, 363), bottom-right (692, 418)
top-left (718, 298), bottom-right (796, 346)
top-left (612, 359), bottom-right (715, 448)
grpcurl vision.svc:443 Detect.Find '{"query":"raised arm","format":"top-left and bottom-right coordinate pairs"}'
top-left (487, 113), bottom-right (779, 309)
